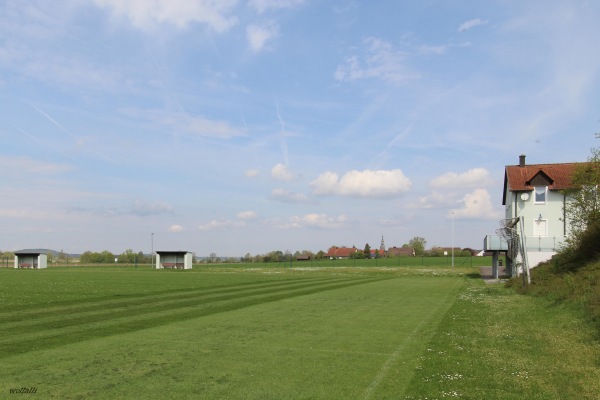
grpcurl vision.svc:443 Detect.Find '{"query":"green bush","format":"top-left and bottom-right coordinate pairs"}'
top-left (552, 220), bottom-right (600, 273)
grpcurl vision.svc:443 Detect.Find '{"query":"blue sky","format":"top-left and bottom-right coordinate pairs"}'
top-left (1, 0), bottom-right (599, 257)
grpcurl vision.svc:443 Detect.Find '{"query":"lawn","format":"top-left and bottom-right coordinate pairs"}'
top-left (0, 265), bottom-right (598, 399)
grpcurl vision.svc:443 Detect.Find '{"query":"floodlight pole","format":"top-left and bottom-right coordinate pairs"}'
top-left (451, 211), bottom-right (455, 268)
top-left (151, 232), bottom-right (154, 269)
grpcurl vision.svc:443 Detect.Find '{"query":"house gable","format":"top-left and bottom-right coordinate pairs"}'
top-left (502, 157), bottom-right (580, 205)
top-left (526, 170), bottom-right (554, 187)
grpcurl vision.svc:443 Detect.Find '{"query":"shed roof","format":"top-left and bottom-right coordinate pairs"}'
top-left (14, 250), bottom-right (46, 256)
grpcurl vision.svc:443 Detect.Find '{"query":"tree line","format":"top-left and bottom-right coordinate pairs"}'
top-left (1, 236), bottom-right (476, 266)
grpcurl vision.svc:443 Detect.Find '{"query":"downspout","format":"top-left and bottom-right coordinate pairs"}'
top-left (563, 193), bottom-right (567, 236)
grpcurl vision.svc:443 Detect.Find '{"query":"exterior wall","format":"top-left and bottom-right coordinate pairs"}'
top-left (184, 252), bottom-right (193, 269)
top-left (504, 188), bottom-right (568, 267)
top-left (527, 251), bottom-right (554, 267)
top-left (38, 254), bottom-right (47, 269)
top-left (505, 189), bottom-right (567, 243)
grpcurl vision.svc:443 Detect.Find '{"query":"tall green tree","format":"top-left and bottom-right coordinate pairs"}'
top-left (553, 142), bottom-right (600, 271)
top-left (363, 243), bottom-right (371, 259)
top-left (408, 236), bottom-right (427, 256)
top-left (118, 249), bottom-right (138, 264)
top-left (102, 250), bottom-right (116, 264)
top-left (564, 144), bottom-right (600, 242)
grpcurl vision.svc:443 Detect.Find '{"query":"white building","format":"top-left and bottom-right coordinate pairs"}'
top-left (484, 155), bottom-right (582, 276)
top-left (14, 251), bottom-right (48, 269)
top-left (155, 251), bottom-right (193, 270)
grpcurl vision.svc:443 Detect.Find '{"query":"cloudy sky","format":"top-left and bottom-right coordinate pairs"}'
top-left (1, 0), bottom-right (599, 257)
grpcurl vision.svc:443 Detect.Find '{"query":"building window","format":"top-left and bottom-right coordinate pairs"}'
top-left (534, 186), bottom-right (546, 204)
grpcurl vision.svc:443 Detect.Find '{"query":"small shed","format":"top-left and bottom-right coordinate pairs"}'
top-left (155, 251), bottom-right (193, 270)
top-left (14, 251), bottom-right (48, 269)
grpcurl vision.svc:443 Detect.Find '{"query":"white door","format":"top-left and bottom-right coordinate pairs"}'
top-left (533, 219), bottom-right (547, 237)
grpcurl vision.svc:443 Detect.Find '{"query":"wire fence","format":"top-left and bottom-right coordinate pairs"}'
top-left (3, 256), bottom-right (505, 269)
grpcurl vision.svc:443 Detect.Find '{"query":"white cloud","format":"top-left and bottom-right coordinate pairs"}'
top-left (0, 156), bottom-right (72, 175)
top-left (237, 210), bottom-right (257, 220)
top-left (407, 191), bottom-right (454, 210)
top-left (131, 201), bottom-right (173, 216)
top-left (123, 108), bottom-right (244, 139)
top-left (198, 219), bottom-right (245, 230)
top-left (0, 207), bottom-right (57, 220)
top-left (270, 189), bottom-right (312, 203)
top-left (418, 44), bottom-right (449, 55)
top-left (377, 216), bottom-right (412, 227)
top-left (311, 169), bottom-right (412, 198)
top-left (278, 213), bottom-right (347, 229)
top-left (430, 168), bottom-right (493, 189)
top-left (271, 163), bottom-right (294, 181)
top-left (245, 169), bottom-right (260, 177)
top-left (310, 171), bottom-right (339, 195)
top-left (168, 224), bottom-right (184, 232)
top-left (247, 22), bottom-right (278, 52)
top-left (162, 112), bottom-right (243, 138)
top-left (24, 55), bottom-right (123, 92)
top-left (94, 0), bottom-right (239, 32)
top-left (334, 37), bottom-right (420, 85)
top-left (458, 18), bottom-right (488, 32)
top-left (249, 0), bottom-right (304, 14)
top-left (451, 189), bottom-right (502, 220)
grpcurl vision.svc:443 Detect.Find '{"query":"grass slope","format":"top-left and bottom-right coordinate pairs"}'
top-left (403, 278), bottom-right (600, 400)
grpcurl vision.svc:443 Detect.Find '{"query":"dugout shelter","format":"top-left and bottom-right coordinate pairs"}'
top-left (155, 251), bottom-right (193, 270)
top-left (14, 250), bottom-right (48, 269)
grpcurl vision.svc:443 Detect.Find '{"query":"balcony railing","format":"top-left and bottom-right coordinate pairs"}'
top-left (484, 235), bottom-right (567, 252)
top-left (524, 235), bottom-right (567, 252)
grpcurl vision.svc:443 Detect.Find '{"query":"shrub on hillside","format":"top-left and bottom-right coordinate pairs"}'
top-left (552, 220), bottom-right (600, 273)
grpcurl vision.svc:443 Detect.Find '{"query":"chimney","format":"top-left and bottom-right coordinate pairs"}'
top-left (519, 154), bottom-right (526, 167)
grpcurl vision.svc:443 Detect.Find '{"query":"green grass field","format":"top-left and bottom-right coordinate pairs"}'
top-left (1, 265), bottom-right (598, 399)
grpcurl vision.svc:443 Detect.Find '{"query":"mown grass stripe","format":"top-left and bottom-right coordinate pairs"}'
top-left (0, 275), bottom-right (327, 315)
top-left (0, 277), bottom-right (386, 358)
top-left (0, 276), bottom-right (334, 323)
top-left (362, 277), bottom-right (461, 399)
top-left (0, 277), bottom-right (354, 337)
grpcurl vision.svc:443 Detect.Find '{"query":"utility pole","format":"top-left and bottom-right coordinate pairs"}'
top-left (451, 211), bottom-right (455, 268)
top-left (151, 232), bottom-right (154, 269)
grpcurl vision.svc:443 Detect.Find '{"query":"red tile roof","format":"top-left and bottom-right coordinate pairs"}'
top-left (387, 247), bottom-right (415, 256)
top-left (504, 162), bottom-right (580, 192)
top-left (325, 246), bottom-right (359, 258)
top-left (502, 160), bottom-right (585, 205)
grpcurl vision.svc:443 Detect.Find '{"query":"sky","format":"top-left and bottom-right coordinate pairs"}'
top-left (1, 0), bottom-right (599, 258)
